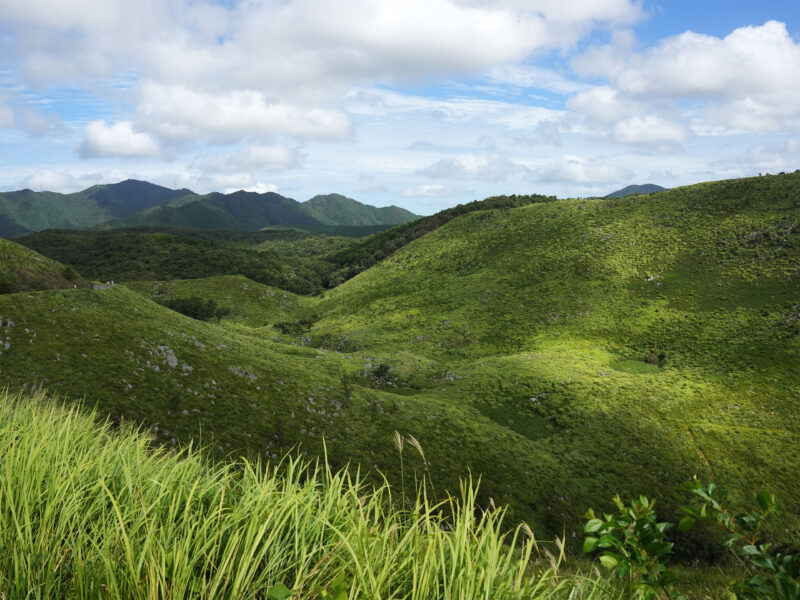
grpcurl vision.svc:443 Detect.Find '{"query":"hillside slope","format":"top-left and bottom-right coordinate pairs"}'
top-left (0, 238), bottom-right (89, 293)
top-left (312, 173), bottom-right (800, 539)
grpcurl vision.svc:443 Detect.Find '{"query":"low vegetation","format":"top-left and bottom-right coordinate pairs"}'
top-left (0, 390), bottom-right (597, 599)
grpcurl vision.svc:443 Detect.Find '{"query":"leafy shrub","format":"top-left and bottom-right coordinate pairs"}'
top-left (60, 264), bottom-right (78, 282)
top-left (583, 495), bottom-right (681, 598)
top-left (584, 481), bottom-right (800, 599)
top-left (159, 296), bottom-right (230, 321)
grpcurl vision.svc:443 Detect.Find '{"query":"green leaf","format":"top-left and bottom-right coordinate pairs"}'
top-left (618, 560), bottom-right (630, 578)
top-left (267, 583), bottom-right (292, 600)
top-left (677, 517), bottom-right (695, 531)
top-left (646, 541), bottom-right (674, 557)
top-left (599, 554), bottom-right (619, 570)
top-left (584, 518), bottom-right (603, 533)
top-left (583, 536), bottom-right (599, 553)
top-left (756, 490), bottom-right (773, 511)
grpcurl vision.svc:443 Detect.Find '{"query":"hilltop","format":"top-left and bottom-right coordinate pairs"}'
top-left (0, 173), bottom-right (798, 554)
top-left (605, 183), bottom-right (666, 198)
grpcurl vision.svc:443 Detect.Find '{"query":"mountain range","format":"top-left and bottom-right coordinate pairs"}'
top-left (0, 180), bottom-right (420, 237)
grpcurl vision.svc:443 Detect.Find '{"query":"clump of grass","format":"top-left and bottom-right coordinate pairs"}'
top-left (0, 390), bottom-right (611, 599)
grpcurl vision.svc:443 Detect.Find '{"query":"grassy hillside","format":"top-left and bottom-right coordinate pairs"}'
top-left (125, 275), bottom-right (313, 328)
top-left (2, 173), bottom-right (799, 559)
top-left (311, 173), bottom-right (800, 543)
top-left (305, 193), bottom-right (420, 226)
top-left (0, 237), bottom-right (89, 293)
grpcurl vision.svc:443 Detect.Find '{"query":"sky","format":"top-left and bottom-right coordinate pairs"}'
top-left (1, 1), bottom-right (799, 214)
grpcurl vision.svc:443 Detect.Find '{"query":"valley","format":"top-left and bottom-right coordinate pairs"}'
top-left (1, 172), bottom-right (798, 559)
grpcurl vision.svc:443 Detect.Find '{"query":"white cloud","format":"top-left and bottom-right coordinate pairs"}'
top-left (0, 0), bottom-right (642, 148)
top-left (402, 183), bottom-right (466, 198)
top-left (223, 181), bottom-right (278, 195)
top-left (78, 121), bottom-right (160, 158)
top-left (137, 83), bottom-right (352, 143)
top-left (193, 145), bottom-right (302, 173)
top-left (612, 114), bottom-right (691, 145)
top-left (571, 21), bottom-right (800, 135)
top-left (23, 168), bottom-right (78, 192)
top-left (533, 155), bottom-right (633, 184)
top-left (419, 153), bottom-right (528, 181)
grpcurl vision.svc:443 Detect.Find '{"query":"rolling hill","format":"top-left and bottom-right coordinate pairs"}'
top-left (1, 172), bottom-right (798, 556)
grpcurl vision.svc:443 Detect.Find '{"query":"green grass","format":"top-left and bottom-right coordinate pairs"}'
top-left (0, 389), bottom-right (617, 599)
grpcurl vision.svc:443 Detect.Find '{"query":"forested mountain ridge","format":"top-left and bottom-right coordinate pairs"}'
top-left (0, 180), bottom-right (420, 235)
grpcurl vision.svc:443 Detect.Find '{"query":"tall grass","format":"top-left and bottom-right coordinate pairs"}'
top-left (0, 390), bottom-right (614, 599)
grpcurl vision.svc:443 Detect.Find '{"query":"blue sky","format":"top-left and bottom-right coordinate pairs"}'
top-left (1, 0), bottom-right (799, 214)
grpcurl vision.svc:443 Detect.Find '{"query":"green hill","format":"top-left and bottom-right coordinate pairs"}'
top-left (304, 193), bottom-right (420, 226)
top-left (0, 237), bottom-right (88, 293)
top-left (2, 173), bottom-right (799, 556)
top-left (15, 228), bottom-right (338, 294)
top-left (605, 183), bottom-right (666, 198)
top-left (0, 180), bottom-right (193, 236)
top-left (99, 200), bottom-right (245, 231)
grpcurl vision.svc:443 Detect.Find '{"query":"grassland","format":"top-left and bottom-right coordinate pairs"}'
top-left (0, 173), bottom-right (798, 565)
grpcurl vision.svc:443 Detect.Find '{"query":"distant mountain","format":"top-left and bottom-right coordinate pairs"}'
top-left (605, 184), bottom-right (666, 198)
top-left (304, 193), bottom-right (419, 226)
top-left (0, 180), bottom-right (419, 235)
top-left (104, 190), bottom-right (419, 232)
top-left (0, 180), bottom-right (195, 236)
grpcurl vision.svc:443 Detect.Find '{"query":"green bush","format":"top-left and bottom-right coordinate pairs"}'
top-left (159, 296), bottom-right (230, 321)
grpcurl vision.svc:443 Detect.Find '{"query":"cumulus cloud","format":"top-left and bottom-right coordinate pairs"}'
top-left (77, 121), bottom-right (160, 158)
top-left (419, 153), bottom-right (528, 181)
top-left (570, 21), bottom-right (800, 136)
top-left (533, 155), bottom-right (633, 184)
top-left (137, 83), bottom-right (352, 143)
top-left (0, 0), bottom-right (642, 148)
